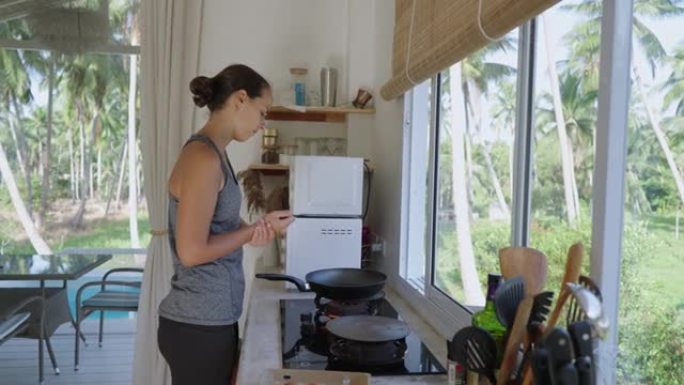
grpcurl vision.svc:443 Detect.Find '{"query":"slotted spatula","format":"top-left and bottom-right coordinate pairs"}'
top-left (452, 326), bottom-right (498, 385)
top-left (497, 247), bottom-right (548, 385)
top-left (494, 276), bottom-right (525, 328)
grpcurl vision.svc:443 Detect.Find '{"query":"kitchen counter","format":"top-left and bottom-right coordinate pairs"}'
top-left (236, 264), bottom-right (448, 385)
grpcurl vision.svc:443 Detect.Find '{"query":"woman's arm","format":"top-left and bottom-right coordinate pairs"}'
top-left (174, 144), bottom-right (263, 267)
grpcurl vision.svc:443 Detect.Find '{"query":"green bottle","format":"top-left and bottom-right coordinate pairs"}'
top-left (472, 273), bottom-right (506, 367)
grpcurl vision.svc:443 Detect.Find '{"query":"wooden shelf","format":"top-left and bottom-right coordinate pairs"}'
top-left (248, 162), bottom-right (374, 176)
top-left (266, 106), bottom-right (375, 123)
top-left (248, 163), bottom-right (289, 175)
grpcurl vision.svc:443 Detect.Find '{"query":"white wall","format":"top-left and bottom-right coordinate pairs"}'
top-left (193, 0), bottom-right (406, 329)
top-left (367, 0), bottom-right (405, 282)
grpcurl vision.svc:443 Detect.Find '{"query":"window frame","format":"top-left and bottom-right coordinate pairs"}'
top-left (397, 2), bottom-right (633, 382)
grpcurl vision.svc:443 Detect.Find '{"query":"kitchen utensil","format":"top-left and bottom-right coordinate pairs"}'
top-left (566, 276), bottom-right (602, 326)
top-left (545, 328), bottom-right (578, 385)
top-left (557, 364), bottom-right (580, 385)
top-left (326, 315), bottom-right (410, 342)
top-left (545, 243), bottom-right (584, 333)
top-left (494, 276), bottom-right (525, 327)
top-left (566, 283), bottom-right (609, 339)
top-left (255, 268), bottom-right (386, 301)
top-left (497, 247), bottom-right (548, 385)
top-left (499, 247), bottom-right (548, 280)
top-left (531, 347), bottom-right (552, 385)
top-left (530, 291), bottom-right (554, 326)
top-left (568, 321), bottom-right (594, 385)
top-left (519, 291), bottom-right (555, 385)
top-left (451, 326), bottom-right (497, 385)
top-left (321, 67), bottom-right (338, 107)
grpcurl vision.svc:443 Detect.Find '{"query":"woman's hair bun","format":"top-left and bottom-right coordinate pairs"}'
top-left (189, 76), bottom-right (214, 108)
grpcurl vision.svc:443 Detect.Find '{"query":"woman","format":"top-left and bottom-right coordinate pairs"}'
top-left (157, 64), bottom-right (293, 385)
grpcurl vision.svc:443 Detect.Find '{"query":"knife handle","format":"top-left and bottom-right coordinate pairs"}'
top-left (531, 348), bottom-right (552, 385)
top-left (574, 356), bottom-right (593, 385)
top-left (557, 363), bottom-right (579, 385)
top-left (568, 321), bottom-right (594, 385)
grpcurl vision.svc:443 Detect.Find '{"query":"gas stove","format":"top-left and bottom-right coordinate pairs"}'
top-left (280, 298), bottom-right (446, 376)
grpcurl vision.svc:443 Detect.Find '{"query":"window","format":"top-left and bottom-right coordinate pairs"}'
top-left (432, 37), bottom-right (518, 308)
top-left (400, 1), bottom-right (684, 383)
top-left (0, 1), bottom-right (146, 291)
top-left (620, 2), bottom-right (684, 383)
top-left (400, 80), bottom-right (432, 291)
top-left (529, 2), bottom-right (598, 289)
top-left (401, 32), bottom-right (519, 311)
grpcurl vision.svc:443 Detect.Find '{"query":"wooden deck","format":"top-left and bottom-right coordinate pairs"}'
top-left (0, 318), bottom-right (136, 385)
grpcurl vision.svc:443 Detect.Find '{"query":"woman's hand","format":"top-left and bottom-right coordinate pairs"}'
top-left (248, 219), bottom-right (274, 247)
top-left (263, 210), bottom-right (295, 235)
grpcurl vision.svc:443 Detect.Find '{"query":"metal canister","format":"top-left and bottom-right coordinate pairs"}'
top-left (320, 67), bottom-right (338, 107)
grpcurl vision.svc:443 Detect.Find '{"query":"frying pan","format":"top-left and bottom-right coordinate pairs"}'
top-left (255, 268), bottom-right (387, 300)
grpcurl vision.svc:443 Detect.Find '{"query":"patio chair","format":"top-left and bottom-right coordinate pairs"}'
top-left (73, 267), bottom-right (143, 371)
top-left (0, 295), bottom-right (45, 382)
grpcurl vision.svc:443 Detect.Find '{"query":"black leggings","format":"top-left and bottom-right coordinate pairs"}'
top-left (158, 317), bottom-right (239, 385)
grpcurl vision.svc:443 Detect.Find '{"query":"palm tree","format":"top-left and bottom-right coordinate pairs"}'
top-left (33, 53), bottom-right (58, 228)
top-left (61, 54), bottom-right (112, 229)
top-left (0, 47), bottom-right (34, 216)
top-left (492, 81), bottom-right (517, 199)
top-left (664, 44), bottom-right (684, 116)
top-left (0, 139), bottom-right (51, 254)
top-left (564, 0), bottom-right (684, 208)
top-left (446, 66), bottom-right (486, 306)
top-left (111, 0), bottom-right (141, 247)
top-left (537, 72), bottom-right (598, 203)
top-left (542, 15), bottom-right (581, 227)
top-left (460, 39), bottom-right (517, 220)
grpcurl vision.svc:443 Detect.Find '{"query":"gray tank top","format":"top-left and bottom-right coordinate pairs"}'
top-left (158, 134), bottom-right (245, 326)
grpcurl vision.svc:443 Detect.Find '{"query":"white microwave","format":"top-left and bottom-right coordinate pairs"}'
top-left (289, 156), bottom-right (364, 217)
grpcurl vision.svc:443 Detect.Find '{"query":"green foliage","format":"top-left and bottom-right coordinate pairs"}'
top-left (437, 216), bottom-right (684, 385)
top-left (0, 214), bottom-right (150, 255)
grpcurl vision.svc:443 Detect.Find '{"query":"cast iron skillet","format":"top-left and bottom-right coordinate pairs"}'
top-left (255, 268), bottom-right (386, 300)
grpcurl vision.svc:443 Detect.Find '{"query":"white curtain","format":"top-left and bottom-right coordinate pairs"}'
top-left (133, 1), bottom-right (204, 384)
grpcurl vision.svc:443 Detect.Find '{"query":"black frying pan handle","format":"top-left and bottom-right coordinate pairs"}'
top-left (255, 273), bottom-right (309, 292)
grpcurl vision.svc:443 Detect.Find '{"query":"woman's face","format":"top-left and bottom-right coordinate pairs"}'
top-left (231, 88), bottom-right (272, 142)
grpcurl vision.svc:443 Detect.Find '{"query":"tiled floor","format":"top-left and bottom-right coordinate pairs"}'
top-left (0, 318), bottom-right (136, 385)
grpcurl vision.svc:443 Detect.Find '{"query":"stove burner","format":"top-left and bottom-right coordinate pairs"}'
top-left (280, 298), bottom-right (446, 376)
top-left (314, 291), bottom-right (385, 326)
top-left (328, 336), bottom-right (408, 366)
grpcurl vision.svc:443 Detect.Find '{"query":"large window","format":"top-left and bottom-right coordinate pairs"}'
top-left (401, 32), bottom-right (519, 314)
top-left (620, 1), bottom-right (684, 383)
top-left (400, 1), bottom-right (684, 384)
top-left (431, 35), bottom-right (519, 308)
top-left (529, 3), bottom-right (599, 293)
top-left (0, 0), bottom-right (146, 289)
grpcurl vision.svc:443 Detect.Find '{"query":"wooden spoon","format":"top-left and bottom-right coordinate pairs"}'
top-left (521, 242), bottom-right (583, 385)
top-left (497, 247), bottom-right (548, 384)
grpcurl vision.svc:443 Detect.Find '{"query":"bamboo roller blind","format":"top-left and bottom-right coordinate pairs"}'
top-left (380, 0), bottom-right (559, 100)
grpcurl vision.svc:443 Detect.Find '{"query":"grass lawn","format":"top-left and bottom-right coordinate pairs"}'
top-left (636, 214), bottom-right (684, 315)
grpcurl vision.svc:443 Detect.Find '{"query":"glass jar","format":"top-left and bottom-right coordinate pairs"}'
top-left (261, 148), bottom-right (279, 164)
top-left (290, 67), bottom-right (308, 106)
